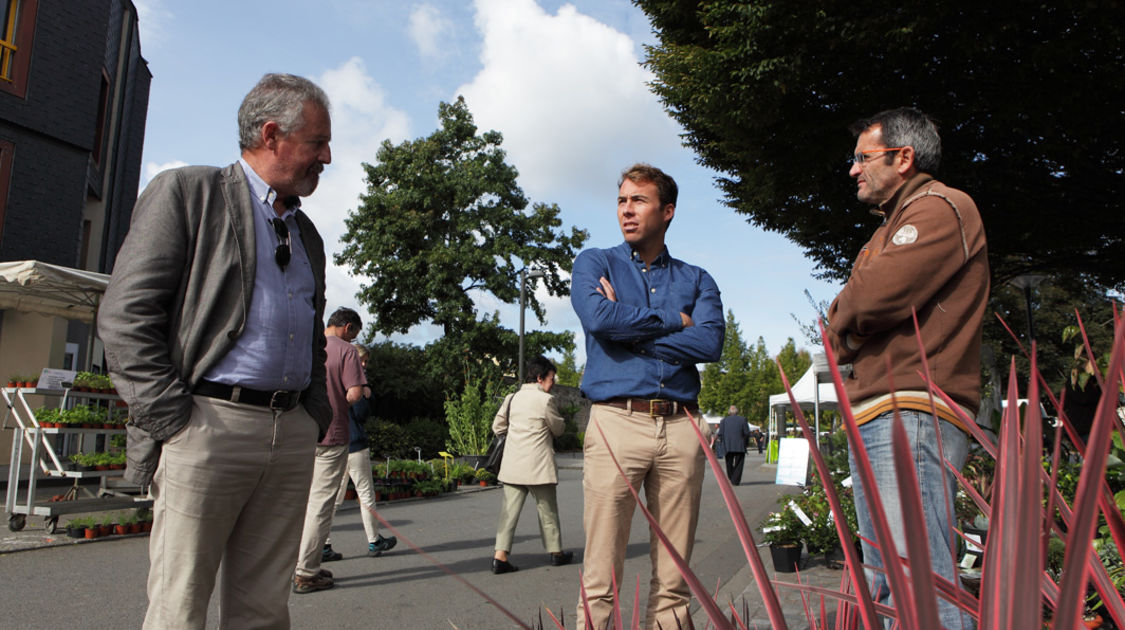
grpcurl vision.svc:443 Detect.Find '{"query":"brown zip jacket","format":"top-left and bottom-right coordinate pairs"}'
top-left (827, 173), bottom-right (990, 427)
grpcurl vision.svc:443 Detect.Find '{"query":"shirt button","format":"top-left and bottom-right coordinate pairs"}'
top-left (650, 288), bottom-right (656, 293)
top-left (642, 268), bottom-right (647, 273)
top-left (289, 333), bottom-right (294, 340)
top-left (660, 382), bottom-right (665, 388)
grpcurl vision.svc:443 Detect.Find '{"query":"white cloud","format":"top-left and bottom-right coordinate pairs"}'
top-left (408, 4), bottom-right (455, 62)
top-left (141, 160), bottom-right (188, 189)
top-left (457, 0), bottom-right (683, 204)
top-left (133, 0), bottom-right (173, 52)
top-left (305, 57), bottom-right (411, 317)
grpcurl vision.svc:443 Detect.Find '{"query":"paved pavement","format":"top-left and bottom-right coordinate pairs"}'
top-left (0, 451), bottom-right (848, 629)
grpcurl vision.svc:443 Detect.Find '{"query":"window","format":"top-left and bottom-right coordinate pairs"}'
top-left (0, 0), bottom-right (37, 98)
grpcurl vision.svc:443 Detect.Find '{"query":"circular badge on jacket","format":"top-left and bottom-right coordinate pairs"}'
top-left (892, 224), bottom-right (918, 245)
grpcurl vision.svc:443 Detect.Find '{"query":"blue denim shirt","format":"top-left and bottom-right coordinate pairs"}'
top-left (571, 242), bottom-right (724, 402)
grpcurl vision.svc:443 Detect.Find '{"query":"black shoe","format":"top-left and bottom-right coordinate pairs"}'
top-left (549, 551), bottom-right (574, 566)
top-left (322, 544), bottom-right (343, 562)
top-left (491, 558), bottom-right (519, 574)
top-left (368, 534), bottom-right (397, 557)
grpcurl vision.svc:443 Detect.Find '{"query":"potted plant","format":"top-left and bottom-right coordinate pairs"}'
top-left (65, 517), bottom-right (90, 538)
top-left (793, 489), bottom-right (840, 566)
top-left (7, 373), bottom-right (21, 388)
top-left (760, 500), bottom-right (806, 573)
top-left (34, 407), bottom-right (61, 428)
top-left (474, 468), bottom-right (496, 487)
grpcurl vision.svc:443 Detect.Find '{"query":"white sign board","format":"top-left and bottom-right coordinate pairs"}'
top-left (775, 437), bottom-right (809, 486)
top-left (38, 368), bottom-right (76, 392)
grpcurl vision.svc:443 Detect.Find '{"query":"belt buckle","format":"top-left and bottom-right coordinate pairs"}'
top-left (269, 391), bottom-right (292, 411)
top-left (648, 399), bottom-right (674, 417)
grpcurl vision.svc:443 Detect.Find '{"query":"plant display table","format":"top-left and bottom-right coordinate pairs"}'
top-left (2, 386), bottom-right (151, 534)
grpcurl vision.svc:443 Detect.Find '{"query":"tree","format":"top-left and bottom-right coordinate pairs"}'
top-left (637, 1), bottom-right (1125, 289)
top-left (699, 310), bottom-right (751, 414)
top-left (337, 97), bottom-right (588, 374)
top-left (553, 344), bottom-right (583, 388)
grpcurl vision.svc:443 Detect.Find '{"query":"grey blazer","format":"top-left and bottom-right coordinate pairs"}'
top-left (99, 162), bottom-right (331, 485)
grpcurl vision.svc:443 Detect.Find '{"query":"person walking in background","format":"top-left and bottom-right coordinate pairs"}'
top-left (293, 307), bottom-right (368, 593)
top-left (490, 355), bottom-right (572, 574)
top-left (328, 343), bottom-right (397, 559)
top-left (827, 107), bottom-right (988, 629)
top-left (716, 405), bottom-right (751, 485)
top-left (570, 163), bottom-right (724, 628)
top-left (98, 73), bottom-right (333, 629)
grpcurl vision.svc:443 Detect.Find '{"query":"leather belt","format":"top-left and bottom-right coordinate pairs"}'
top-left (194, 379), bottom-right (302, 411)
top-left (596, 398), bottom-right (698, 417)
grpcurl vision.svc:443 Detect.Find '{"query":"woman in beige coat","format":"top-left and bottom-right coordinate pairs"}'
top-left (490, 355), bottom-right (573, 574)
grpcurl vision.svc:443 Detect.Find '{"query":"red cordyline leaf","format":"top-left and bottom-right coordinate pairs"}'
top-left (924, 378), bottom-right (1125, 627)
top-left (1055, 319), bottom-right (1125, 626)
top-left (979, 358), bottom-right (1023, 629)
top-left (889, 409), bottom-right (943, 627)
top-left (680, 407), bottom-right (789, 629)
top-left (991, 310), bottom-right (1125, 628)
top-left (589, 417), bottom-right (734, 630)
top-left (815, 319), bottom-right (916, 628)
top-left (776, 355), bottom-right (879, 629)
top-left (1015, 348), bottom-right (1045, 629)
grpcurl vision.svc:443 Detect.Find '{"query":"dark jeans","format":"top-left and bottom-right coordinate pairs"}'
top-left (724, 451), bottom-right (746, 485)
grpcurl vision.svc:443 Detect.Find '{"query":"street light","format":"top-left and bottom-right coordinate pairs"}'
top-left (518, 267), bottom-right (546, 383)
top-left (1008, 274), bottom-right (1046, 344)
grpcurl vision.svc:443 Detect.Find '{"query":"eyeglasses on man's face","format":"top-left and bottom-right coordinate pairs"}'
top-left (272, 218), bottom-right (291, 271)
top-left (850, 147), bottom-right (906, 166)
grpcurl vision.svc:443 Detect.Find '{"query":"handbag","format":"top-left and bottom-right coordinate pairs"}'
top-left (484, 393), bottom-right (515, 475)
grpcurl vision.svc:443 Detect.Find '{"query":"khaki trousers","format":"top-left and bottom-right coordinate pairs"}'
top-left (334, 447), bottom-right (381, 543)
top-left (577, 404), bottom-right (705, 630)
top-left (143, 395), bottom-right (318, 630)
top-left (494, 483), bottom-right (563, 554)
top-left (295, 444), bottom-right (350, 577)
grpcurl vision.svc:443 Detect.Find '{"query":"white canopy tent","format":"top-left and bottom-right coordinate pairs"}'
top-left (767, 354), bottom-right (839, 455)
top-left (0, 260), bottom-right (110, 370)
top-left (0, 260), bottom-right (109, 323)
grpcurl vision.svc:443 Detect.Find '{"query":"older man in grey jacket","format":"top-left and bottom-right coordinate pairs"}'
top-left (99, 73), bottom-right (332, 630)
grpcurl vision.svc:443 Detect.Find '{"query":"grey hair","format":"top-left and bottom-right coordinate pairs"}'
top-left (850, 107), bottom-right (941, 175)
top-left (237, 73), bottom-right (330, 151)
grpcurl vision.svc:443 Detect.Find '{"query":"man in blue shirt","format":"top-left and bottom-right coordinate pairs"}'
top-left (571, 163), bottom-right (724, 629)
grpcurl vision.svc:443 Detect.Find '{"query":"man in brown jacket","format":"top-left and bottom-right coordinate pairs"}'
top-left (827, 107), bottom-right (987, 629)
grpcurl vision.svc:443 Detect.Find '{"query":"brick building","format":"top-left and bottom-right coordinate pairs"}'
top-left (0, 0), bottom-right (149, 452)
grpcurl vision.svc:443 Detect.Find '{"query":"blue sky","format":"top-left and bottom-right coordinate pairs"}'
top-left (133, 0), bottom-right (843, 365)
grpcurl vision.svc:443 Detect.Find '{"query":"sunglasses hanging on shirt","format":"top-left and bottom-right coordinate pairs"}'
top-left (272, 217), bottom-right (291, 271)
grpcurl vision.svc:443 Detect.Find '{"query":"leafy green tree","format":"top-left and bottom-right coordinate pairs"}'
top-left (553, 344), bottom-right (583, 388)
top-left (699, 310), bottom-right (751, 414)
top-left (337, 96), bottom-right (588, 381)
top-left (637, 1), bottom-right (1125, 289)
top-left (776, 338), bottom-right (813, 385)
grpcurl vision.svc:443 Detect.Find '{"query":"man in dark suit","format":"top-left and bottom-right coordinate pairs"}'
top-left (716, 405), bottom-right (751, 485)
top-left (100, 73), bottom-right (332, 629)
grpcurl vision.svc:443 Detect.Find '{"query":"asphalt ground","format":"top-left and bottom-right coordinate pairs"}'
top-left (0, 452), bottom-right (846, 629)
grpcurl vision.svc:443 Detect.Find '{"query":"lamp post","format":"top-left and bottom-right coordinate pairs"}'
top-left (1008, 274), bottom-right (1046, 343)
top-left (518, 267), bottom-right (546, 384)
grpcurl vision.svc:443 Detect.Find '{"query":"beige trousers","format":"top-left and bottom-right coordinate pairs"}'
top-left (143, 395), bottom-right (318, 630)
top-left (295, 444), bottom-right (350, 577)
top-left (576, 403), bottom-right (705, 630)
top-left (333, 447), bottom-right (380, 543)
top-left (494, 482), bottom-right (563, 554)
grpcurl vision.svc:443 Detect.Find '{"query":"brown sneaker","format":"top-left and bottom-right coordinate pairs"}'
top-left (292, 571), bottom-right (334, 594)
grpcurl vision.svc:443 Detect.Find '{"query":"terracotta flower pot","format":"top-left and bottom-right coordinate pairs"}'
top-left (84, 527), bottom-right (98, 539)
top-left (114, 524), bottom-right (129, 535)
top-left (480, 480), bottom-right (488, 487)
top-left (129, 523), bottom-right (141, 534)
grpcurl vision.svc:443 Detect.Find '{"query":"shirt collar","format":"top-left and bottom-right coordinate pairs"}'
top-left (239, 158), bottom-right (300, 220)
top-left (627, 243), bottom-right (671, 267)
